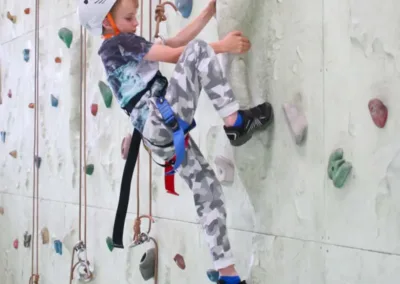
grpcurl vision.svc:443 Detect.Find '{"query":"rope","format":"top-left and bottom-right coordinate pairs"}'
top-left (154, 1), bottom-right (178, 39)
top-left (29, 0), bottom-right (40, 282)
top-left (69, 26), bottom-right (93, 284)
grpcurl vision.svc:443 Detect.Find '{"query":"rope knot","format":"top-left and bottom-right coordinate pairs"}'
top-left (154, 1), bottom-right (178, 38)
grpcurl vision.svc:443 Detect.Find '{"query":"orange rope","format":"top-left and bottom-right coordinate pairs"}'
top-left (154, 1), bottom-right (178, 39)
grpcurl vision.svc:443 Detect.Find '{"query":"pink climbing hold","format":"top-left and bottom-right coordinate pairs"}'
top-left (121, 134), bottom-right (132, 160)
top-left (91, 104), bottom-right (98, 116)
top-left (283, 102), bottom-right (308, 145)
top-left (368, 98), bottom-right (388, 128)
top-left (13, 239), bottom-right (19, 249)
top-left (173, 254), bottom-right (186, 270)
top-left (8, 90), bottom-right (12, 98)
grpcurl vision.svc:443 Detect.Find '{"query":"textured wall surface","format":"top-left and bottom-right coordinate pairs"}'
top-left (1, 0), bottom-right (400, 283)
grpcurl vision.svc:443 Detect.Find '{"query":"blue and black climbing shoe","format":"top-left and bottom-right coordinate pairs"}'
top-left (217, 280), bottom-right (247, 284)
top-left (224, 102), bottom-right (274, 146)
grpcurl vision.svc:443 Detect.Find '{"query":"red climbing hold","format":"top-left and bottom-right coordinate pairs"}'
top-left (174, 254), bottom-right (186, 270)
top-left (13, 239), bottom-right (19, 249)
top-left (24, 8), bottom-right (31, 14)
top-left (55, 57), bottom-right (62, 63)
top-left (91, 104), bottom-right (98, 116)
top-left (28, 103), bottom-right (35, 109)
top-left (368, 98), bottom-right (388, 128)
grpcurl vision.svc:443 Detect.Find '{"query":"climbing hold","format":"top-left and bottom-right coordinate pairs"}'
top-left (24, 231), bottom-right (32, 248)
top-left (85, 164), bottom-right (94, 175)
top-left (13, 239), bottom-right (19, 249)
top-left (214, 156), bottom-right (235, 185)
top-left (41, 227), bottom-right (49, 244)
top-left (206, 269), bottom-right (219, 282)
top-left (9, 150), bottom-right (17, 159)
top-left (173, 254), bottom-right (186, 270)
top-left (327, 148), bottom-right (343, 179)
top-left (90, 104), bottom-right (98, 116)
top-left (7, 90), bottom-right (12, 98)
top-left (50, 94), bottom-right (59, 107)
top-left (98, 81), bottom-right (113, 108)
top-left (106, 237), bottom-right (114, 252)
top-left (0, 207), bottom-right (4, 215)
top-left (327, 148), bottom-right (352, 188)
top-left (23, 49), bottom-right (30, 62)
top-left (139, 248), bottom-right (156, 280)
top-left (34, 156), bottom-right (42, 169)
top-left (0, 131), bottom-right (6, 143)
top-left (368, 98), bottom-right (388, 128)
top-left (175, 0), bottom-right (193, 18)
top-left (58, 28), bottom-right (73, 48)
top-left (55, 57), bottom-right (62, 63)
top-left (121, 134), bottom-right (132, 160)
top-left (54, 240), bottom-right (62, 255)
top-left (332, 161), bottom-right (352, 188)
top-left (7, 12), bottom-right (17, 23)
top-left (24, 8), bottom-right (31, 14)
top-left (282, 102), bottom-right (308, 145)
top-left (28, 103), bottom-right (35, 109)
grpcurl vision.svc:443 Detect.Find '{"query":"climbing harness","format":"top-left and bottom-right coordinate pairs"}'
top-left (69, 26), bottom-right (94, 283)
top-left (29, 1), bottom-right (40, 283)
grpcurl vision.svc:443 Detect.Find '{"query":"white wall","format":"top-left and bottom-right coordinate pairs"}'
top-left (1, 0), bottom-right (400, 283)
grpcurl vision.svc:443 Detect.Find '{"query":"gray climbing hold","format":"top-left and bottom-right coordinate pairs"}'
top-left (0, 131), bottom-right (6, 143)
top-left (51, 95), bottom-right (59, 107)
top-left (139, 248), bottom-right (156, 280)
top-left (175, 0), bottom-right (193, 18)
top-left (214, 156), bottom-right (235, 185)
top-left (23, 49), bottom-right (30, 62)
top-left (282, 102), bottom-right (308, 145)
top-left (24, 231), bottom-right (32, 248)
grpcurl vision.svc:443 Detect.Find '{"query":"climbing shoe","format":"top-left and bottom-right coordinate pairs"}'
top-left (224, 102), bottom-right (274, 146)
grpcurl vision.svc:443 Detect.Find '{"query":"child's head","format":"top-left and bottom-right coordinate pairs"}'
top-left (78, 0), bottom-right (139, 36)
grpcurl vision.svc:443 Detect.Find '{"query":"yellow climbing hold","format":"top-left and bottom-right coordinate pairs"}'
top-left (41, 227), bottom-right (49, 244)
top-left (7, 12), bottom-right (16, 23)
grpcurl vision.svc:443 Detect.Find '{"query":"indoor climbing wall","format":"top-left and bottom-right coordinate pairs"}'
top-left (0, 0), bottom-right (400, 283)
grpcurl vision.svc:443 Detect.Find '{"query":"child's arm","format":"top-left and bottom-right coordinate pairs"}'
top-left (164, 0), bottom-right (216, 48)
top-left (144, 31), bottom-right (251, 64)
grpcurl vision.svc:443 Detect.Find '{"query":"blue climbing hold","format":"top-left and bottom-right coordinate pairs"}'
top-left (54, 240), bottom-right (62, 255)
top-left (50, 94), bottom-right (58, 107)
top-left (206, 269), bottom-right (219, 282)
top-left (175, 0), bottom-right (193, 18)
top-left (0, 131), bottom-right (5, 143)
top-left (23, 49), bottom-right (30, 62)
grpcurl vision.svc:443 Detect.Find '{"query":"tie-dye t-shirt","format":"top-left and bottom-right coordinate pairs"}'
top-left (98, 33), bottom-right (159, 130)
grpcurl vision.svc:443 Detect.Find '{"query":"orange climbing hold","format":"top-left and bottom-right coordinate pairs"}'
top-left (55, 57), bottom-right (62, 63)
top-left (9, 150), bottom-right (17, 158)
top-left (24, 8), bottom-right (30, 14)
top-left (368, 98), bottom-right (388, 128)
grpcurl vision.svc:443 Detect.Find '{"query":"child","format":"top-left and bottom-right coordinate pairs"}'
top-left (78, 0), bottom-right (273, 283)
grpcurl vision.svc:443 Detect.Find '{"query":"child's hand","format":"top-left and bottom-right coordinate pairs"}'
top-left (221, 31), bottom-right (251, 54)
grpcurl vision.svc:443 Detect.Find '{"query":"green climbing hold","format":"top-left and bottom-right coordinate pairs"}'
top-left (106, 237), bottom-right (114, 252)
top-left (58, 28), bottom-right (73, 48)
top-left (327, 148), bottom-right (352, 188)
top-left (98, 81), bottom-right (113, 108)
top-left (332, 161), bottom-right (352, 188)
top-left (327, 148), bottom-right (343, 179)
top-left (85, 164), bottom-right (94, 175)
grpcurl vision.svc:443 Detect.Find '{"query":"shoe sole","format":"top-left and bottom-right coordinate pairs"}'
top-left (229, 110), bottom-right (274, 147)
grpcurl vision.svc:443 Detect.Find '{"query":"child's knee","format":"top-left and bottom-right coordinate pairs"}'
top-left (185, 39), bottom-right (211, 56)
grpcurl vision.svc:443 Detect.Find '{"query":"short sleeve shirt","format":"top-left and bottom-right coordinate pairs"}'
top-left (98, 33), bottom-right (159, 108)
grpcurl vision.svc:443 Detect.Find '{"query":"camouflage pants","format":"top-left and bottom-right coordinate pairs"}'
top-left (141, 39), bottom-right (239, 270)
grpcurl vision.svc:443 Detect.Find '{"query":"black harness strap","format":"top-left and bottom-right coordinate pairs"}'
top-left (112, 127), bottom-right (142, 248)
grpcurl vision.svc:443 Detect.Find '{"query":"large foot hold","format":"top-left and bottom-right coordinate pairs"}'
top-left (332, 161), bottom-right (352, 188)
top-left (282, 102), bottom-right (308, 145)
top-left (368, 98), bottom-right (388, 128)
top-left (139, 248), bottom-right (156, 280)
top-left (224, 102), bottom-right (274, 147)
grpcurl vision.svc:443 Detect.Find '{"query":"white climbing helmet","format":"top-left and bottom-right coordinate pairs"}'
top-left (77, 0), bottom-right (117, 36)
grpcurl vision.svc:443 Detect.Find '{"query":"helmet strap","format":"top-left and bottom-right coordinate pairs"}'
top-left (103, 13), bottom-right (120, 39)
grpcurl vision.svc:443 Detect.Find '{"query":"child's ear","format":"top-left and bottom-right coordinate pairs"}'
top-left (102, 18), bottom-right (112, 30)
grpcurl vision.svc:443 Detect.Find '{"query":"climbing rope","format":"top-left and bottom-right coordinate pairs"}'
top-left (69, 26), bottom-right (93, 284)
top-left (29, 0), bottom-right (40, 283)
top-left (154, 1), bottom-right (178, 39)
